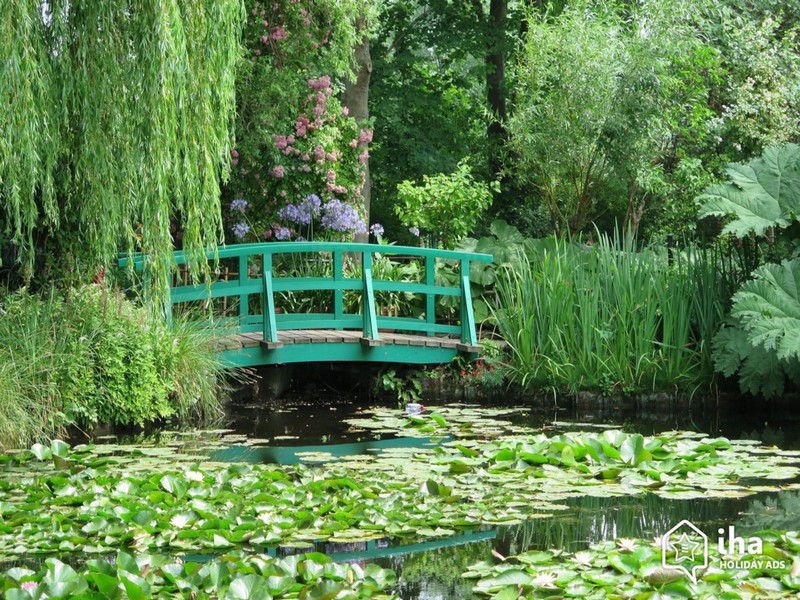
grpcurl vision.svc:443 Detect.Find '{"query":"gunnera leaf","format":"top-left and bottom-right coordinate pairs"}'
top-left (712, 259), bottom-right (800, 397)
top-left (697, 143), bottom-right (800, 238)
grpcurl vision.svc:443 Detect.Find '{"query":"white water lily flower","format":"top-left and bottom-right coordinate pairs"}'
top-left (170, 514), bottom-right (191, 529)
top-left (532, 571), bottom-right (558, 588)
top-left (571, 551), bottom-right (593, 567)
top-left (185, 470), bottom-right (203, 482)
top-left (617, 538), bottom-right (637, 552)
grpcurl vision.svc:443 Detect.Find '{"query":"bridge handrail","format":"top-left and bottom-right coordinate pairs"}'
top-left (120, 242), bottom-right (492, 351)
top-left (119, 241), bottom-right (493, 268)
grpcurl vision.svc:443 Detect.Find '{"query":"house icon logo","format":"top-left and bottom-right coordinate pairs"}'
top-left (661, 520), bottom-right (708, 583)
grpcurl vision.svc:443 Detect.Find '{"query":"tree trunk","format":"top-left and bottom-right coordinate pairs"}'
top-left (342, 29), bottom-right (372, 243)
top-left (486, 0), bottom-right (507, 178)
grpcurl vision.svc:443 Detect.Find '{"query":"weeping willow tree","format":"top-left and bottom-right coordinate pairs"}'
top-left (0, 0), bottom-right (244, 310)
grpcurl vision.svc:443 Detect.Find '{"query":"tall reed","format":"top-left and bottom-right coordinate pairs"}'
top-left (493, 233), bottom-right (706, 394)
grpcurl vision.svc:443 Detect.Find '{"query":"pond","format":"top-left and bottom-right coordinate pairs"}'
top-left (218, 392), bottom-right (800, 599)
top-left (2, 384), bottom-right (800, 598)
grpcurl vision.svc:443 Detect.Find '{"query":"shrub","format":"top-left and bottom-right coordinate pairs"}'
top-left (698, 143), bottom-right (800, 397)
top-left (395, 160), bottom-right (497, 248)
top-left (0, 285), bottom-right (224, 449)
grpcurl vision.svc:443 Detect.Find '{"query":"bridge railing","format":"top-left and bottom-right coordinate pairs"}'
top-left (122, 242), bottom-right (493, 349)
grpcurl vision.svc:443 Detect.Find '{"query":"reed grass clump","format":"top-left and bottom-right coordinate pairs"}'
top-left (493, 233), bottom-right (726, 395)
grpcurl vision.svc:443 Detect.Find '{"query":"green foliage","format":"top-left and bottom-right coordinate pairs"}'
top-left (697, 144), bottom-right (800, 239)
top-left (509, 1), bottom-right (689, 235)
top-left (372, 368), bottom-right (423, 405)
top-left (699, 144), bottom-right (800, 397)
top-left (0, 430), bottom-right (795, 556)
top-left (0, 1), bottom-right (244, 309)
top-left (0, 286), bottom-right (224, 448)
top-left (464, 532), bottom-right (800, 598)
top-left (0, 551), bottom-right (396, 599)
top-left (227, 1), bottom-right (371, 242)
top-left (492, 234), bottom-right (721, 394)
top-left (395, 160), bottom-right (497, 247)
top-left (713, 259), bottom-right (800, 397)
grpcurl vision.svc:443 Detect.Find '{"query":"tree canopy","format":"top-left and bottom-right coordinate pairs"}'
top-left (1, 0), bottom-right (244, 307)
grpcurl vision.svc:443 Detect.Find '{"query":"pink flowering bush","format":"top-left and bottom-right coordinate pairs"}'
top-left (224, 0), bottom-right (369, 243)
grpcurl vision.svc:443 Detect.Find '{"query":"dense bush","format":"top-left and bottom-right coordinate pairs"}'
top-left (0, 285), bottom-right (224, 449)
top-left (699, 143), bottom-right (800, 397)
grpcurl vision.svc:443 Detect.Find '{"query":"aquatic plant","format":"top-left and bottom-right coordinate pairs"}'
top-left (464, 532), bottom-right (800, 598)
top-left (492, 233), bottom-right (709, 394)
top-left (0, 550), bottom-right (396, 599)
top-left (0, 432), bottom-right (797, 558)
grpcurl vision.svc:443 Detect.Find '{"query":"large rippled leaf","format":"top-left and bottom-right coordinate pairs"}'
top-left (697, 143), bottom-right (800, 238)
top-left (713, 259), bottom-right (800, 397)
top-left (731, 260), bottom-right (800, 361)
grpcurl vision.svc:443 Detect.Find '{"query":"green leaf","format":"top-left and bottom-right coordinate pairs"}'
top-left (430, 412), bottom-right (447, 427)
top-left (697, 144), bottom-right (800, 238)
top-left (307, 580), bottom-right (346, 600)
top-left (31, 443), bottom-right (52, 461)
top-left (50, 440), bottom-right (70, 459)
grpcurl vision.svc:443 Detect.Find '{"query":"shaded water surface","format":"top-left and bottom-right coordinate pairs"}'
top-left (85, 389), bottom-right (800, 600)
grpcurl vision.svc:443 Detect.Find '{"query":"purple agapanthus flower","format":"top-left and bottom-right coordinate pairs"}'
top-left (409, 226), bottom-right (420, 237)
top-left (277, 194), bottom-right (322, 226)
top-left (321, 199), bottom-right (367, 234)
top-left (232, 222), bottom-right (250, 239)
top-left (230, 198), bottom-right (248, 213)
top-left (274, 226), bottom-right (292, 240)
top-left (369, 223), bottom-right (384, 237)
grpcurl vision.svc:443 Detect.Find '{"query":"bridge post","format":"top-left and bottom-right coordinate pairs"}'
top-left (239, 253), bottom-right (249, 322)
top-left (458, 259), bottom-right (480, 352)
top-left (425, 256), bottom-right (436, 336)
top-left (333, 250), bottom-right (344, 330)
top-left (361, 251), bottom-right (381, 345)
top-left (261, 252), bottom-right (282, 349)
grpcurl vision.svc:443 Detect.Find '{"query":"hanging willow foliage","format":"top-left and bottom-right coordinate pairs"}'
top-left (0, 0), bottom-right (244, 310)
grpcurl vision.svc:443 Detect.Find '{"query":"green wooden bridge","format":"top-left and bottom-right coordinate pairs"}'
top-left (125, 242), bottom-right (493, 368)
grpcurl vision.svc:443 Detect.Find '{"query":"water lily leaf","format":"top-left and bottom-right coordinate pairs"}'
top-left (306, 579), bottom-right (346, 599)
top-left (430, 412), bottom-right (447, 427)
top-left (31, 443), bottom-right (52, 461)
top-left (86, 572), bottom-right (121, 597)
top-left (160, 475), bottom-right (188, 499)
top-left (50, 440), bottom-right (70, 459)
top-left (225, 574), bottom-right (267, 599)
top-left (475, 568), bottom-right (533, 591)
top-left (43, 558), bottom-right (88, 597)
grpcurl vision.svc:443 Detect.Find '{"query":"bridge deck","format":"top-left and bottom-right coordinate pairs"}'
top-left (213, 329), bottom-right (481, 367)
top-left (215, 329), bottom-right (481, 352)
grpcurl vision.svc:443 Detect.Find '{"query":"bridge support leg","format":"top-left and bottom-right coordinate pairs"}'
top-left (261, 253), bottom-right (283, 349)
top-left (361, 252), bottom-right (383, 347)
top-left (457, 259), bottom-right (481, 354)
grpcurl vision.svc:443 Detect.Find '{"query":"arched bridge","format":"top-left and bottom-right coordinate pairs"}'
top-left (123, 242), bottom-right (493, 367)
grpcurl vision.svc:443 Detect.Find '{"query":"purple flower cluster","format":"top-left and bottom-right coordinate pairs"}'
top-left (321, 199), bottom-right (367, 235)
top-left (278, 194), bottom-right (322, 226)
top-left (274, 226), bottom-right (291, 240)
top-left (369, 223), bottom-right (384, 237)
top-left (232, 222), bottom-right (250, 239)
top-left (230, 198), bottom-right (248, 213)
top-left (409, 226), bottom-right (420, 237)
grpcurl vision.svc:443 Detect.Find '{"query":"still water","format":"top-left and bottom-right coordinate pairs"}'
top-left (81, 386), bottom-right (800, 600)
